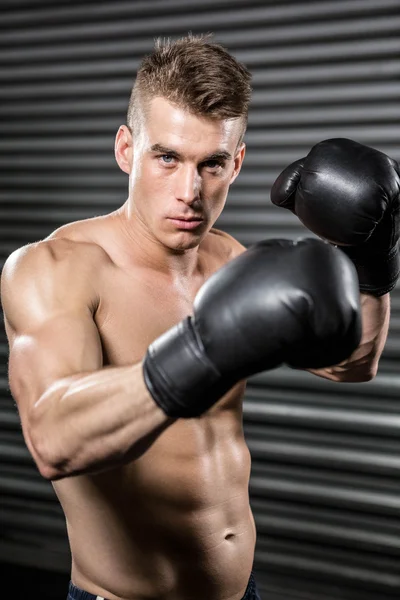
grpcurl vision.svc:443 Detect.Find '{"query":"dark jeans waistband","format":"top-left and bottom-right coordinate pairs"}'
top-left (67, 571), bottom-right (261, 600)
top-left (68, 581), bottom-right (104, 600)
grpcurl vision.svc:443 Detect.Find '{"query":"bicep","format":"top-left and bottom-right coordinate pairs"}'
top-left (6, 309), bottom-right (103, 425)
top-left (1, 242), bottom-right (104, 426)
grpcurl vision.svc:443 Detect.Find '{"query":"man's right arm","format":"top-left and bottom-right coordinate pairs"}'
top-left (1, 237), bottom-right (362, 481)
top-left (0, 241), bottom-right (173, 481)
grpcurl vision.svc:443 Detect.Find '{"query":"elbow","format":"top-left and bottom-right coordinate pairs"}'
top-left (353, 354), bottom-right (380, 382)
top-left (337, 360), bottom-right (378, 383)
top-left (357, 362), bottom-right (378, 382)
top-left (27, 413), bottom-right (69, 481)
top-left (35, 451), bottom-right (70, 481)
top-left (346, 369), bottom-right (376, 383)
top-left (28, 428), bottom-right (64, 480)
top-left (25, 432), bottom-right (58, 480)
top-left (37, 461), bottom-right (60, 482)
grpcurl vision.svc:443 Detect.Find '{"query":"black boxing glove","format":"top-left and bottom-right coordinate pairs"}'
top-left (143, 238), bottom-right (361, 418)
top-left (270, 138), bottom-right (400, 296)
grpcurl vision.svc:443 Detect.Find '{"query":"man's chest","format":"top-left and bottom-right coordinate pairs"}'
top-left (94, 270), bottom-right (206, 366)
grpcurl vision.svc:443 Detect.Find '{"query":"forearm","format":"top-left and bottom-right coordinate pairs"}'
top-left (308, 292), bottom-right (390, 382)
top-left (29, 362), bottom-right (173, 480)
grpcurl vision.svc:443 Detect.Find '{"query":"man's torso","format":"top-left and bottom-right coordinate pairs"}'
top-left (45, 212), bottom-right (256, 600)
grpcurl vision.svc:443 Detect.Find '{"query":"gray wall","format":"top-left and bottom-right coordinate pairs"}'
top-left (1, 1), bottom-right (400, 599)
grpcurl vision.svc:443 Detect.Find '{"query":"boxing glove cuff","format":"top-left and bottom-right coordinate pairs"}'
top-left (340, 244), bottom-right (400, 297)
top-left (142, 317), bottom-right (226, 418)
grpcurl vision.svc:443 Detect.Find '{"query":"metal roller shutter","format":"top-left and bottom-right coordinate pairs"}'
top-left (1, 1), bottom-right (399, 598)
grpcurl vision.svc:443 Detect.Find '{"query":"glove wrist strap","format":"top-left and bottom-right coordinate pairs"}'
top-left (142, 317), bottom-right (225, 418)
top-left (340, 244), bottom-right (399, 296)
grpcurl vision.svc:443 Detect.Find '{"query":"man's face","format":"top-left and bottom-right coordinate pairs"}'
top-left (127, 96), bottom-right (245, 251)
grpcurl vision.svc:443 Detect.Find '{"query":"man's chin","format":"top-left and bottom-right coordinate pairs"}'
top-left (166, 229), bottom-right (207, 252)
top-left (172, 237), bottom-right (202, 251)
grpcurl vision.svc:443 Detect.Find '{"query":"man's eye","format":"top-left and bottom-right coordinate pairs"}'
top-left (204, 160), bottom-right (223, 170)
top-left (160, 154), bottom-right (175, 164)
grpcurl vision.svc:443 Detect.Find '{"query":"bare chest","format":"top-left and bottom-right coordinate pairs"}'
top-left (92, 259), bottom-right (247, 421)
top-left (94, 266), bottom-right (205, 366)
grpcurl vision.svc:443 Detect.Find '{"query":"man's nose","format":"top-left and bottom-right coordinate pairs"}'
top-left (175, 165), bottom-right (200, 205)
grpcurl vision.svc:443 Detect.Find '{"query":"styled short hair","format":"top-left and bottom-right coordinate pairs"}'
top-left (127, 33), bottom-right (252, 144)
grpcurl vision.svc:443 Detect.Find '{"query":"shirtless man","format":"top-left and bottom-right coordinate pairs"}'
top-left (1, 34), bottom-right (397, 600)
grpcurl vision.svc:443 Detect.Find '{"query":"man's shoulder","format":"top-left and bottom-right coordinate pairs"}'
top-left (207, 227), bottom-right (247, 263)
top-left (4, 234), bottom-right (109, 275)
top-left (2, 228), bottom-right (111, 310)
top-left (45, 215), bottom-right (110, 252)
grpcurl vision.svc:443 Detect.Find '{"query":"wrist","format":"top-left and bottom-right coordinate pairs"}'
top-left (142, 317), bottom-right (225, 418)
top-left (339, 244), bottom-right (399, 297)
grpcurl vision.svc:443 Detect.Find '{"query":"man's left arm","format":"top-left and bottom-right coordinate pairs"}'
top-left (308, 292), bottom-right (390, 383)
top-left (270, 137), bottom-right (400, 383)
top-left (220, 228), bottom-right (391, 383)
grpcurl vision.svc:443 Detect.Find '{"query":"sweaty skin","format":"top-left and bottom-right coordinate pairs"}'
top-left (58, 219), bottom-right (255, 600)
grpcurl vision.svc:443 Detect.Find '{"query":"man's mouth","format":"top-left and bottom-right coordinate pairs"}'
top-left (168, 216), bottom-right (204, 230)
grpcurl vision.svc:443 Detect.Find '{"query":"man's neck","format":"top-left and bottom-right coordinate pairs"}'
top-left (112, 203), bottom-right (203, 280)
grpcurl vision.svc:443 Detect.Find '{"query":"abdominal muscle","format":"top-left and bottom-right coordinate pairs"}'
top-left (53, 392), bottom-right (256, 600)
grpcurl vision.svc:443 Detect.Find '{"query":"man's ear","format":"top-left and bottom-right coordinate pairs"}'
top-left (114, 125), bottom-right (133, 174)
top-left (230, 142), bottom-right (246, 184)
